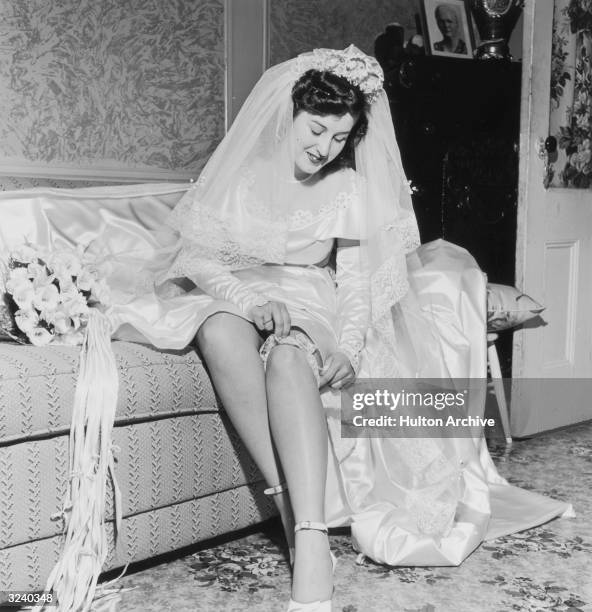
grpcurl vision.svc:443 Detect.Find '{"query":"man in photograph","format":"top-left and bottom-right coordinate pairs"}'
top-left (434, 3), bottom-right (467, 54)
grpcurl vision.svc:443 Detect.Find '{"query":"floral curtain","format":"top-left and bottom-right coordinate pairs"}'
top-left (549, 0), bottom-right (592, 188)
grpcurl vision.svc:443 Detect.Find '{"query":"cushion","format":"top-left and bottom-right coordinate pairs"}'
top-left (487, 283), bottom-right (545, 332)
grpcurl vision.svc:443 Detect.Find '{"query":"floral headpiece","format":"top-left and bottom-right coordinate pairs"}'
top-left (297, 45), bottom-right (384, 103)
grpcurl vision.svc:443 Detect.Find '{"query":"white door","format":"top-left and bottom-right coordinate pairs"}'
top-left (512, 0), bottom-right (592, 435)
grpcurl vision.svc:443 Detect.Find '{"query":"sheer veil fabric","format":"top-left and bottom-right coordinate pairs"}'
top-left (162, 47), bottom-right (419, 314)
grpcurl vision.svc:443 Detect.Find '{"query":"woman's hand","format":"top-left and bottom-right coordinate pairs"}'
top-left (319, 351), bottom-right (355, 390)
top-left (249, 301), bottom-right (291, 337)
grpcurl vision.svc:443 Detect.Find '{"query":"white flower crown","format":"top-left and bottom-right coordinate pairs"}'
top-left (297, 45), bottom-right (384, 103)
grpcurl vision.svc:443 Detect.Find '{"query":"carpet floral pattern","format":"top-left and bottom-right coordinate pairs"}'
top-left (97, 422), bottom-right (592, 612)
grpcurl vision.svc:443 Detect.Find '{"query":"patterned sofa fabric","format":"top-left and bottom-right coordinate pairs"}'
top-left (0, 341), bottom-right (275, 592)
top-left (0, 341), bottom-right (218, 442)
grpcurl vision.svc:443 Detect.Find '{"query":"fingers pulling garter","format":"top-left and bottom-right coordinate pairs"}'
top-left (259, 329), bottom-right (322, 385)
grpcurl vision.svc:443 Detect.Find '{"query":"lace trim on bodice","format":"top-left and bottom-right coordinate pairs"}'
top-left (287, 171), bottom-right (360, 230)
top-left (166, 167), bottom-right (288, 276)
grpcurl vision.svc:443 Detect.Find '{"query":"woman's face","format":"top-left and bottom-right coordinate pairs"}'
top-left (292, 110), bottom-right (356, 180)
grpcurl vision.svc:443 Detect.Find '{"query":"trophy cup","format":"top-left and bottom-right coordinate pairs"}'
top-left (469, 0), bottom-right (525, 59)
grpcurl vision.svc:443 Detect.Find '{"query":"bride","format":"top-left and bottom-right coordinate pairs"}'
top-left (103, 46), bottom-right (571, 610)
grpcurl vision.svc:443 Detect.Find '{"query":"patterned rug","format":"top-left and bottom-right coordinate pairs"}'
top-left (93, 422), bottom-right (592, 612)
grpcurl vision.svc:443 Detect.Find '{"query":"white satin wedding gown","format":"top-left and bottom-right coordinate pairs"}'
top-left (0, 173), bottom-right (573, 568)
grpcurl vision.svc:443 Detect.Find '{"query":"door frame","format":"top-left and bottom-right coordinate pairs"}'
top-left (513, 0), bottom-right (554, 378)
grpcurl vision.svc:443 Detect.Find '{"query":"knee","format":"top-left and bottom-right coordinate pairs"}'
top-left (265, 343), bottom-right (307, 375)
top-left (196, 313), bottom-right (239, 354)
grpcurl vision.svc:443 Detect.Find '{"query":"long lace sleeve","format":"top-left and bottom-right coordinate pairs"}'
top-left (168, 246), bottom-right (270, 316)
top-left (335, 238), bottom-right (370, 374)
top-left (192, 260), bottom-right (271, 315)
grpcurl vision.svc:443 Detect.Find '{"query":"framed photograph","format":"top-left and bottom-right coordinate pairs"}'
top-left (420, 0), bottom-right (476, 59)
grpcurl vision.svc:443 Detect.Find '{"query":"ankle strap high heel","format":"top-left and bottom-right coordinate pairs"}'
top-left (294, 521), bottom-right (328, 534)
top-left (293, 522), bottom-right (336, 569)
top-left (287, 521), bottom-right (334, 612)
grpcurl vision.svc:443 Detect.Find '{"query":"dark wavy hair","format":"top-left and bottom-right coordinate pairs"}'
top-left (291, 69), bottom-right (369, 174)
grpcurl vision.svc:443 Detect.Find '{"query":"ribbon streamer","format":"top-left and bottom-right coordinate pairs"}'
top-left (33, 309), bottom-right (122, 612)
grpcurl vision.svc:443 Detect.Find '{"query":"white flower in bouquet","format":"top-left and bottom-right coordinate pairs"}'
top-left (29, 326), bottom-right (54, 346)
top-left (43, 308), bottom-right (72, 335)
top-left (5, 267), bottom-right (31, 293)
top-left (55, 273), bottom-right (75, 292)
top-left (14, 309), bottom-right (39, 334)
top-left (4, 242), bottom-right (112, 346)
top-left (12, 281), bottom-right (35, 310)
top-left (28, 262), bottom-right (54, 288)
top-left (60, 293), bottom-right (90, 335)
top-left (60, 287), bottom-right (88, 315)
top-left (33, 283), bottom-right (60, 313)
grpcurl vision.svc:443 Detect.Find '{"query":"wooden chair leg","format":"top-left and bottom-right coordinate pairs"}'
top-left (487, 335), bottom-right (512, 446)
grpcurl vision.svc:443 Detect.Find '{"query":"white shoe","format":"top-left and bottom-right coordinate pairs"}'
top-left (286, 521), bottom-right (335, 612)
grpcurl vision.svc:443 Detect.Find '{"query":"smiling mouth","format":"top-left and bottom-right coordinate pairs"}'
top-left (307, 151), bottom-right (326, 165)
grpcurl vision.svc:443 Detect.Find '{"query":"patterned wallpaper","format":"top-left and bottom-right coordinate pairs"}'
top-left (0, 0), bottom-right (225, 183)
top-left (269, 0), bottom-right (419, 64)
top-left (548, 0), bottom-right (592, 189)
top-left (0, 0), bottom-right (444, 190)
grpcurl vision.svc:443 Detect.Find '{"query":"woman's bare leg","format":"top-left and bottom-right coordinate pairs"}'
top-left (196, 313), bottom-right (295, 552)
top-left (265, 344), bottom-right (332, 604)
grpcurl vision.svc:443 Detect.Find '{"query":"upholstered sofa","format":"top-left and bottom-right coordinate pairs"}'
top-left (0, 184), bottom-right (276, 593)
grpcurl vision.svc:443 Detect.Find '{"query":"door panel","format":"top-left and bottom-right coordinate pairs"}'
top-left (512, 0), bottom-right (592, 434)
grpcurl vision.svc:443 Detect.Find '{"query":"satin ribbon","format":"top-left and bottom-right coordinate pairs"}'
top-left (33, 309), bottom-right (123, 612)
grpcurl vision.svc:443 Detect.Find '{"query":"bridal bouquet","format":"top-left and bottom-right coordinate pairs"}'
top-left (3, 243), bottom-right (111, 346)
top-left (2, 242), bottom-right (122, 611)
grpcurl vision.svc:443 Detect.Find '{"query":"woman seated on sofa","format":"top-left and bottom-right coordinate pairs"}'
top-left (105, 46), bottom-right (572, 612)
